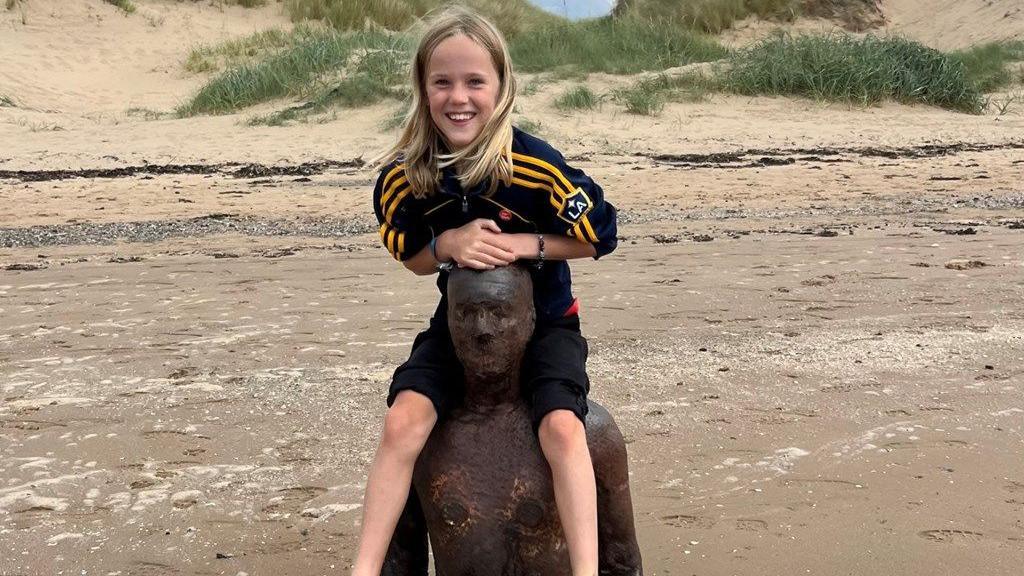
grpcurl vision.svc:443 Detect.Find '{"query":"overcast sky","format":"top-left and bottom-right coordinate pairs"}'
top-left (528, 0), bottom-right (617, 20)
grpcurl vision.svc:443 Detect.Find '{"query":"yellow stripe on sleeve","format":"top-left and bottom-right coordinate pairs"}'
top-left (580, 215), bottom-right (598, 243)
top-left (380, 175), bottom-right (408, 212)
top-left (511, 177), bottom-right (563, 211)
top-left (513, 163), bottom-right (571, 200)
top-left (570, 222), bottom-right (585, 242)
top-left (380, 164), bottom-right (405, 196)
top-left (512, 153), bottom-right (576, 197)
top-left (384, 186), bottom-right (412, 225)
top-left (385, 229), bottom-right (396, 257)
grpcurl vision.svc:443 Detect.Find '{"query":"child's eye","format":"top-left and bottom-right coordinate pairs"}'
top-left (434, 78), bottom-right (449, 87)
top-left (469, 78), bottom-right (485, 86)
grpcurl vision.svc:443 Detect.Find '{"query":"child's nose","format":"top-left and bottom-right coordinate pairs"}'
top-left (451, 83), bottom-right (470, 104)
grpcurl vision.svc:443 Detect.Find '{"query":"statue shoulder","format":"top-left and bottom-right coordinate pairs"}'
top-left (585, 400), bottom-right (627, 468)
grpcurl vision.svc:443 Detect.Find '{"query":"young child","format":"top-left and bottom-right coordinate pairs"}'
top-left (353, 7), bottom-right (617, 576)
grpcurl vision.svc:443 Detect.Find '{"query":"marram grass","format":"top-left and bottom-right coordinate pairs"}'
top-left (104, 0), bottom-right (136, 14)
top-left (179, 28), bottom-right (411, 116)
top-left (182, 11), bottom-right (1005, 119)
top-left (613, 72), bottom-right (719, 114)
top-left (511, 18), bottom-right (729, 74)
top-left (554, 85), bottom-right (599, 111)
top-left (952, 41), bottom-right (1024, 93)
top-left (186, 27), bottom-right (299, 74)
top-left (245, 39), bottom-right (410, 125)
top-left (283, 0), bottom-right (552, 39)
top-left (614, 0), bottom-right (798, 34)
top-left (515, 117), bottom-right (544, 136)
top-left (723, 33), bottom-right (985, 113)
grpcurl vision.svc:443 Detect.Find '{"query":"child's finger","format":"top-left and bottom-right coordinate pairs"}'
top-left (475, 218), bottom-right (499, 231)
top-left (473, 252), bottom-right (510, 267)
top-left (479, 244), bottom-right (516, 263)
top-left (463, 258), bottom-right (496, 270)
top-left (478, 236), bottom-right (516, 255)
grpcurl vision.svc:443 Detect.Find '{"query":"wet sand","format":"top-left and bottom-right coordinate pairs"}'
top-left (2, 1), bottom-right (1024, 574)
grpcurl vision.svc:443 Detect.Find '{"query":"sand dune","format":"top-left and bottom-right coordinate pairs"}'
top-left (882, 0), bottom-right (1024, 49)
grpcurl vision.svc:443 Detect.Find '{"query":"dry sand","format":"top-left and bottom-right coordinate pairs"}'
top-left (1, 1), bottom-right (1023, 575)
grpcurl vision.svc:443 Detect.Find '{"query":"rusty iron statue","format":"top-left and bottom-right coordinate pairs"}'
top-left (383, 266), bottom-right (642, 576)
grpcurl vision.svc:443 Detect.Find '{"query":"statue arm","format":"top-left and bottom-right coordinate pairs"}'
top-left (381, 488), bottom-right (429, 576)
top-left (590, 411), bottom-right (643, 576)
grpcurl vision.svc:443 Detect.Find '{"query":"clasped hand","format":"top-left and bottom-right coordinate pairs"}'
top-left (435, 219), bottom-right (524, 270)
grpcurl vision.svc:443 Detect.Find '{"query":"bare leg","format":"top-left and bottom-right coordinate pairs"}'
top-left (352, 391), bottom-right (437, 576)
top-left (539, 409), bottom-right (598, 576)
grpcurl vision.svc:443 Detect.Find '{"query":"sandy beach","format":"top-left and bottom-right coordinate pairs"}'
top-left (2, 1), bottom-right (1023, 574)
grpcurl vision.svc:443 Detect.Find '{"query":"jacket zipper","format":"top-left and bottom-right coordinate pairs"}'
top-left (461, 194), bottom-right (468, 213)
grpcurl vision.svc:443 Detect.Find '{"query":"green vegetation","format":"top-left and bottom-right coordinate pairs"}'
top-left (184, 11), bottom-right (728, 117)
top-left (283, 0), bottom-right (552, 38)
top-left (983, 91), bottom-right (1022, 116)
top-left (0, 94), bottom-right (16, 107)
top-left (223, 0), bottom-right (268, 7)
top-left (613, 82), bottom-right (665, 115)
top-left (952, 41), bottom-right (1024, 93)
top-left (243, 35), bottom-right (409, 124)
top-left (554, 85), bottom-right (599, 111)
top-left (178, 28), bottom-right (411, 116)
top-left (515, 117), bottom-right (543, 135)
top-left (723, 34), bottom-right (985, 113)
top-left (518, 76), bottom-right (550, 97)
top-left (612, 72), bottom-right (718, 114)
top-left (282, 0), bottom-right (883, 36)
top-left (614, 0), bottom-right (798, 34)
top-left (183, 1), bottom-right (1021, 119)
top-left (615, 0), bottom-right (883, 33)
top-left (104, 0), bottom-right (136, 14)
top-left (126, 107), bottom-right (170, 120)
top-left (186, 27), bottom-right (295, 74)
top-left (511, 18), bottom-right (728, 74)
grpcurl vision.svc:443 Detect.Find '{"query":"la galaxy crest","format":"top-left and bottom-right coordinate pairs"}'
top-left (558, 187), bottom-right (593, 224)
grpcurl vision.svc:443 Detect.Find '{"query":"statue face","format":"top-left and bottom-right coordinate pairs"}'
top-left (447, 267), bottom-right (535, 378)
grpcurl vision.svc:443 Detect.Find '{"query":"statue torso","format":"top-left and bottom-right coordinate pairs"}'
top-left (413, 404), bottom-right (571, 576)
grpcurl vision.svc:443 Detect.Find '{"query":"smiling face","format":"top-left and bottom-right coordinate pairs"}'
top-left (425, 33), bottom-right (501, 151)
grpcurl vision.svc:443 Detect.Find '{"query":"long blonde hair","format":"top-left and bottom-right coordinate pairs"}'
top-left (377, 5), bottom-right (516, 199)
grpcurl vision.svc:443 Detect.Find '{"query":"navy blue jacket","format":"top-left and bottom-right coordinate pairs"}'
top-left (372, 128), bottom-right (617, 323)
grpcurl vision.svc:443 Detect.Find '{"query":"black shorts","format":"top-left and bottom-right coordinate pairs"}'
top-left (387, 314), bottom-right (590, 430)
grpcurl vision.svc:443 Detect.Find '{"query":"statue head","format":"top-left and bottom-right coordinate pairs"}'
top-left (447, 266), bottom-right (535, 385)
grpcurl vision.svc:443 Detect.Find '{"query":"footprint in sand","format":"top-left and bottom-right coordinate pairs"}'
top-left (251, 538), bottom-right (307, 555)
top-left (2, 419), bottom-right (67, 431)
top-left (262, 486), bottom-right (328, 514)
top-left (659, 514), bottom-right (715, 529)
top-left (1004, 481), bottom-right (1024, 494)
top-left (918, 529), bottom-right (984, 543)
top-left (735, 519), bottom-right (768, 532)
top-left (127, 561), bottom-right (179, 575)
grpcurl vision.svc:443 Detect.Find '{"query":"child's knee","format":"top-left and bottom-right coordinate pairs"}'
top-left (381, 391), bottom-right (437, 450)
top-left (538, 409), bottom-right (585, 456)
